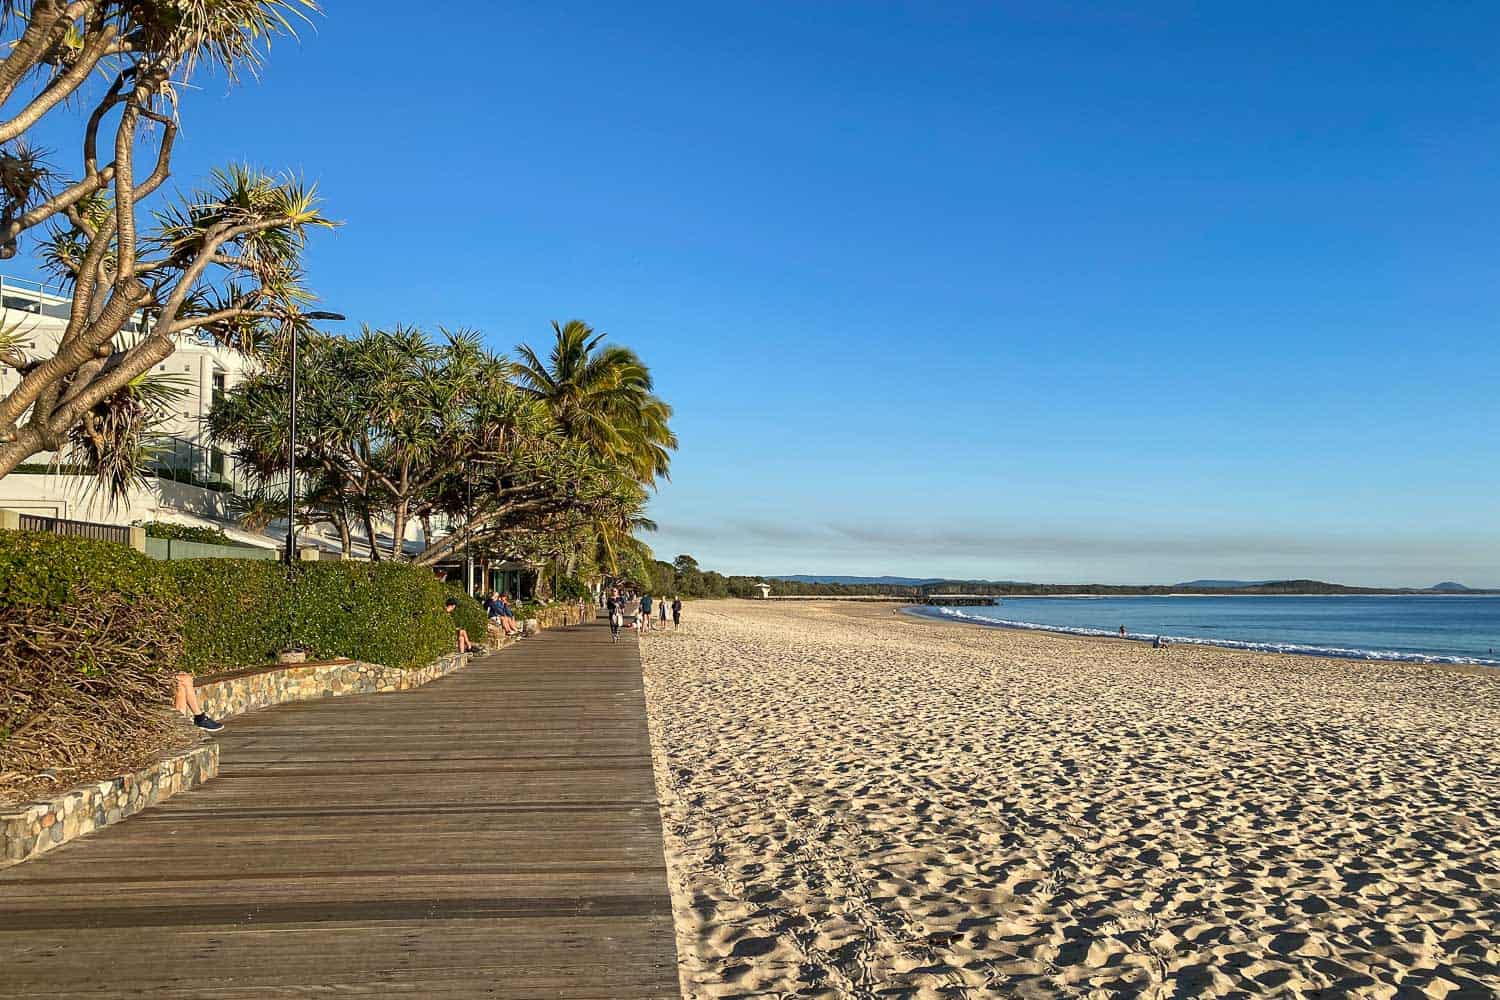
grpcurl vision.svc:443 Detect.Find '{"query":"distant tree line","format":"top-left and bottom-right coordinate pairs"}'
top-left (619, 564), bottom-right (1469, 600)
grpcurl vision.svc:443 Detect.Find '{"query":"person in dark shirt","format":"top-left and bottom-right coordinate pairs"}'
top-left (671, 597), bottom-right (682, 627)
top-left (445, 597), bottom-right (480, 656)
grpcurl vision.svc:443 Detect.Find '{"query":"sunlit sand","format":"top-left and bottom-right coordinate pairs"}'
top-left (642, 600), bottom-right (1498, 999)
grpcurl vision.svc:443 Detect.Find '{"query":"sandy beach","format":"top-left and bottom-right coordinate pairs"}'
top-left (641, 600), bottom-right (1499, 999)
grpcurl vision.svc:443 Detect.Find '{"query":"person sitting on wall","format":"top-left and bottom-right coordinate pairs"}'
top-left (485, 591), bottom-right (520, 637)
top-left (444, 597), bottom-right (481, 656)
top-left (174, 673), bottom-right (224, 732)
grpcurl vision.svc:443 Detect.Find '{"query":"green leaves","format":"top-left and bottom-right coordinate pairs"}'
top-left (512, 319), bottom-right (678, 487)
top-left (0, 528), bottom-right (482, 673)
top-left (62, 369), bottom-right (190, 507)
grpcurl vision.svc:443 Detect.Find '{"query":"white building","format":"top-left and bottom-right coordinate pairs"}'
top-left (0, 274), bottom-right (270, 543)
top-left (1, 274), bottom-right (249, 447)
top-left (0, 276), bottom-right (525, 587)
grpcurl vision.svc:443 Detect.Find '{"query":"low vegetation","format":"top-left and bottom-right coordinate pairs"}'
top-left (136, 521), bottom-right (236, 545)
top-left (0, 530), bottom-right (487, 801)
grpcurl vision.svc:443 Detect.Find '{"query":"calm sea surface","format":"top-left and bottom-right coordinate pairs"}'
top-left (908, 595), bottom-right (1500, 666)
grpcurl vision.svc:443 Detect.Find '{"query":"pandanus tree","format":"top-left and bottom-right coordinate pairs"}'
top-left (0, 1), bottom-right (332, 496)
top-left (211, 325), bottom-right (651, 566)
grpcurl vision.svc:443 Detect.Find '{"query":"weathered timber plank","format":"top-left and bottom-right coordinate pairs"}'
top-left (0, 621), bottom-right (681, 999)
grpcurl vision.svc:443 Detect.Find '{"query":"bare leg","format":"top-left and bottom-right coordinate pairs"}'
top-left (174, 673), bottom-right (202, 716)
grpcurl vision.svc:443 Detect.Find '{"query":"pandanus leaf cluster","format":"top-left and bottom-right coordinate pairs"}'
top-left (0, 1), bottom-right (332, 499)
top-left (210, 321), bottom-right (675, 570)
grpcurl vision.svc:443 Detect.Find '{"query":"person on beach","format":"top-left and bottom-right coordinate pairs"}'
top-left (659, 596), bottom-right (668, 627)
top-left (173, 673), bottom-right (224, 732)
top-left (672, 596), bottom-right (682, 627)
top-left (445, 597), bottom-right (481, 656)
top-left (640, 593), bottom-right (653, 633)
top-left (1119, 625), bottom-right (1127, 638)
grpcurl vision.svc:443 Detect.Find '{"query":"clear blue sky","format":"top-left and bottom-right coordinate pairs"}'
top-left (20, 2), bottom-right (1500, 585)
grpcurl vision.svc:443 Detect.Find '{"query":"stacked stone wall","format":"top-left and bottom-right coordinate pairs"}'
top-left (2, 741), bottom-right (217, 866)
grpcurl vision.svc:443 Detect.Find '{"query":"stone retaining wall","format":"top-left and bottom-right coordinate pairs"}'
top-left (197, 651), bottom-right (467, 720)
top-left (1, 740), bottom-right (217, 868)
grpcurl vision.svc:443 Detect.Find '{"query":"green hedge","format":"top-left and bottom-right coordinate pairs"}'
top-left (138, 520), bottom-right (235, 545)
top-left (0, 530), bottom-right (176, 612)
top-left (0, 530), bottom-right (489, 673)
top-left (170, 560), bottom-right (488, 671)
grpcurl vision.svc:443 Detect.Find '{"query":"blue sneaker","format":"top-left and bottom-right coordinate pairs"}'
top-left (193, 713), bottom-right (224, 733)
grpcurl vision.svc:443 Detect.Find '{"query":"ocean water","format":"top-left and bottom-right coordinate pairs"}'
top-left (907, 595), bottom-right (1500, 667)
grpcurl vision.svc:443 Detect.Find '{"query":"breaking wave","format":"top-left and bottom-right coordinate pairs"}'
top-left (905, 605), bottom-right (1500, 668)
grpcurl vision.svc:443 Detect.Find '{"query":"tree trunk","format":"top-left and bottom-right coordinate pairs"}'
top-left (360, 506), bottom-right (381, 562)
top-left (0, 425), bottom-right (48, 477)
top-left (389, 502), bottom-right (408, 562)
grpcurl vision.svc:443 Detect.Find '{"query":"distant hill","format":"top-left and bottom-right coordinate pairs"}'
top-left (774, 575), bottom-right (944, 586)
top-left (764, 575), bottom-right (1493, 597)
top-left (1174, 580), bottom-right (1272, 589)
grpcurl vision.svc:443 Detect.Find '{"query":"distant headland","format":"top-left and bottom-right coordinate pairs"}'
top-left (768, 576), bottom-right (1493, 597)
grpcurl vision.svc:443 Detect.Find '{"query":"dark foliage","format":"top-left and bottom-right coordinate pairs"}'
top-left (0, 533), bottom-right (184, 790)
top-left (169, 560), bottom-right (488, 670)
top-left (1, 530), bottom-right (490, 797)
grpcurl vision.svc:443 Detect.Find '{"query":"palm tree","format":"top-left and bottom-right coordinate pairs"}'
top-left (511, 320), bottom-right (678, 487)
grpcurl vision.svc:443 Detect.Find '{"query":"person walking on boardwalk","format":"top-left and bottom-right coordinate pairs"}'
top-left (609, 603), bottom-right (623, 642)
top-left (671, 596), bottom-right (682, 627)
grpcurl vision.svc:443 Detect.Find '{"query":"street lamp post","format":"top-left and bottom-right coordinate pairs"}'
top-left (464, 470), bottom-right (473, 595)
top-left (284, 311), bottom-right (345, 564)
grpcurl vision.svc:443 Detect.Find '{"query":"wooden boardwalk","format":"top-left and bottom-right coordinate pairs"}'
top-left (0, 619), bottom-right (681, 999)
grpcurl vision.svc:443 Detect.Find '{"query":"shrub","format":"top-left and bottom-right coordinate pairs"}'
top-left (169, 560), bottom-right (491, 670)
top-left (1, 530), bottom-right (492, 797)
top-left (554, 574), bottom-right (590, 601)
top-left (0, 533), bottom-right (184, 789)
top-left (137, 521), bottom-right (235, 545)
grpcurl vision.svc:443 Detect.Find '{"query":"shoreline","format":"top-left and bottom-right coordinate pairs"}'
top-left (896, 603), bottom-right (1500, 674)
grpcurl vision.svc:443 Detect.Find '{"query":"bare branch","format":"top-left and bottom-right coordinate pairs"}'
top-left (0, 1), bottom-right (75, 106)
top-left (0, 22), bottom-right (119, 144)
top-left (0, 167), bottom-right (113, 245)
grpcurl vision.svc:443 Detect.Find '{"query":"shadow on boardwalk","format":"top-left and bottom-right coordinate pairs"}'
top-left (0, 620), bottom-right (680, 999)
